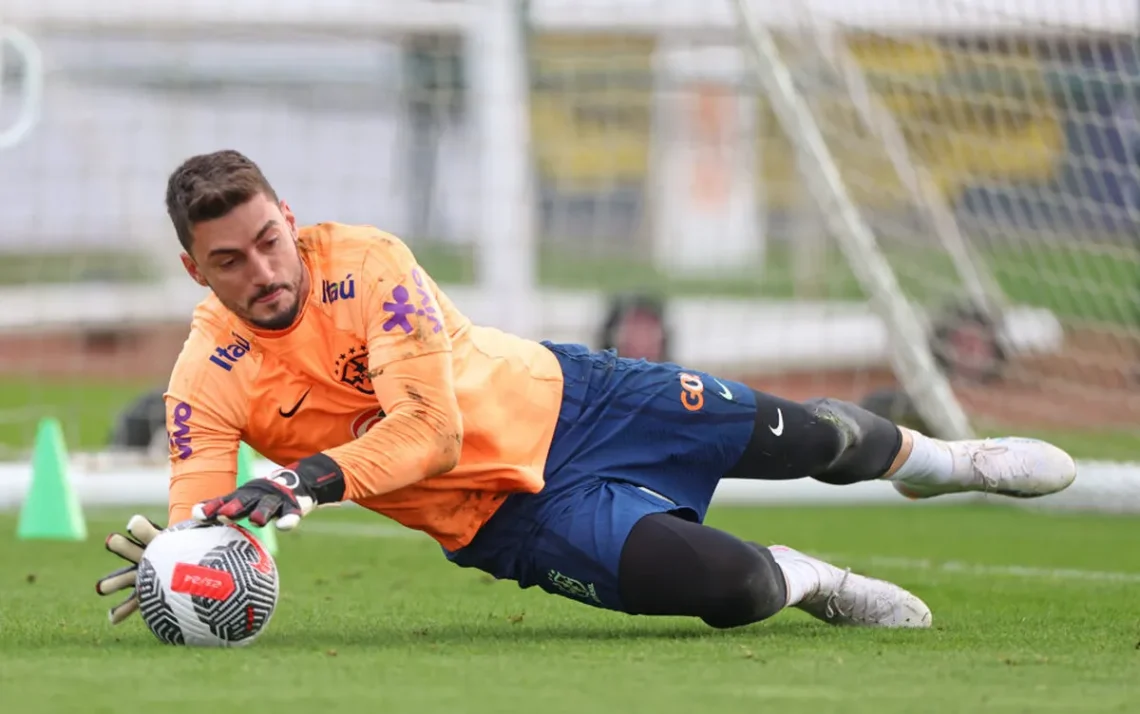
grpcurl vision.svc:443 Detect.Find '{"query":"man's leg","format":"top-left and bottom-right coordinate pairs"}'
top-left (727, 393), bottom-right (1077, 498)
top-left (468, 481), bottom-right (933, 630)
top-left (617, 512), bottom-right (931, 629)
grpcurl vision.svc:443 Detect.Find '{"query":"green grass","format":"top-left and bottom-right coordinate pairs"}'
top-left (418, 241), bottom-right (1139, 326)
top-left (0, 377), bottom-right (157, 455)
top-left (2, 504), bottom-right (1140, 713)
top-left (4, 240), bottom-right (1135, 326)
top-left (0, 249), bottom-right (161, 284)
top-left (986, 243), bottom-right (1140, 325)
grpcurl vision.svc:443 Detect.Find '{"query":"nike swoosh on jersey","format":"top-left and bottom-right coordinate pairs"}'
top-left (278, 388), bottom-right (312, 418)
top-left (712, 378), bottom-right (733, 401)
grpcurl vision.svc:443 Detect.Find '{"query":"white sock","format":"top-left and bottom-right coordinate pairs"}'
top-left (769, 546), bottom-right (823, 608)
top-left (888, 428), bottom-right (955, 485)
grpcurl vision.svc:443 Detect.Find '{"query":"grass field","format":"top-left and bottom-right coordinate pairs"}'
top-left (3, 239), bottom-right (1136, 323)
top-left (2, 503), bottom-right (1139, 713)
top-left (0, 377), bottom-right (158, 456)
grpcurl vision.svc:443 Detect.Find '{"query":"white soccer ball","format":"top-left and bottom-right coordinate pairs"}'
top-left (136, 521), bottom-right (279, 647)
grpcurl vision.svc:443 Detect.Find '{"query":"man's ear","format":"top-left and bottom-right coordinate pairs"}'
top-left (280, 200), bottom-right (297, 237)
top-left (181, 253), bottom-right (208, 287)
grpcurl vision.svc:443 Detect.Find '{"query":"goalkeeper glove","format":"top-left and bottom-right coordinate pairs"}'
top-left (94, 514), bottom-right (162, 625)
top-left (192, 453), bottom-right (346, 531)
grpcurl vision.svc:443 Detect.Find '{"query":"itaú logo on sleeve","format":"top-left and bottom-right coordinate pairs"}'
top-left (350, 407), bottom-right (386, 438)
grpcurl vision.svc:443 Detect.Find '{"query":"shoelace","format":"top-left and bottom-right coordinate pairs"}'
top-left (823, 569), bottom-right (903, 624)
top-left (824, 568), bottom-right (852, 619)
top-left (970, 442), bottom-right (1019, 494)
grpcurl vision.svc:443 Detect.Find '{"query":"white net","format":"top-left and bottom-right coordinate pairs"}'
top-left (0, 0), bottom-right (1137, 477)
top-left (730, 1), bottom-right (1140, 459)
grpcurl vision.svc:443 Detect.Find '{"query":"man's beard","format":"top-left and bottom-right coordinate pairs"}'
top-left (247, 293), bottom-right (301, 330)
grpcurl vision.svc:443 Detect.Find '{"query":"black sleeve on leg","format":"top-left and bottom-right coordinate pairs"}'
top-left (618, 512), bottom-right (787, 628)
top-left (722, 391), bottom-right (846, 482)
top-left (804, 398), bottom-right (903, 485)
top-left (723, 392), bottom-right (902, 485)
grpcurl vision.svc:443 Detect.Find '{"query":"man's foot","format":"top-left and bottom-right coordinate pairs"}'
top-left (893, 437), bottom-right (1076, 500)
top-left (770, 546), bottom-right (932, 628)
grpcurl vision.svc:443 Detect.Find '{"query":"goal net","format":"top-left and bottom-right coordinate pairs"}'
top-left (0, 0), bottom-right (1136, 505)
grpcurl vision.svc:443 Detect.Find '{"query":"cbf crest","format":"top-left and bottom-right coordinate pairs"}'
top-left (334, 344), bottom-right (374, 394)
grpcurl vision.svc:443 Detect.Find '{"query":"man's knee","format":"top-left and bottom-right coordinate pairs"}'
top-left (618, 514), bottom-right (787, 628)
top-left (802, 397), bottom-right (903, 485)
top-left (729, 394), bottom-right (903, 484)
top-left (698, 543), bottom-right (787, 629)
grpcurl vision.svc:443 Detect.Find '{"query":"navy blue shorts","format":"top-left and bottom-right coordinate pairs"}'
top-left (444, 341), bottom-right (759, 612)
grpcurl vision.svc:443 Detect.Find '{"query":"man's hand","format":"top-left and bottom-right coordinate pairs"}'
top-left (94, 514), bottom-right (163, 625)
top-left (192, 468), bottom-right (314, 530)
top-left (193, 454), bottom-right (347, 531)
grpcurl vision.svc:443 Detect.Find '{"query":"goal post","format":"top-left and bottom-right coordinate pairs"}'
top-left (711, 0), bottom-right (1139, 443)
top-left (728, 0), bottom-right (973, 439)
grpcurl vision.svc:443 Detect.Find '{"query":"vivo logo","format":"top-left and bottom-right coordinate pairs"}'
top-left (169, 401), bottom-right (192, 460)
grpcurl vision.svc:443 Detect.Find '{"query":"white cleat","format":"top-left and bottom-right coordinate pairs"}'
top-left (772, 546), bottom-right (932, 628)
top-left (894, 437), bottom-right (1077, 500)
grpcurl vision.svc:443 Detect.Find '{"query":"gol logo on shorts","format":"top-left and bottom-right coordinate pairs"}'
top-left (678, 372), bottom-right (705, 412)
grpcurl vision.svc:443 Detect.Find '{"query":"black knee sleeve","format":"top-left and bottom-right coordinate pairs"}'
top-left (803, 397), bottom-right (903, 485)
top-left (725, 393), bottom-right (902, 485)
top-left (723, 394), bottom-right (848, 482)
top-left (725, 390), bottom-right (902, 483)
top-left (618, 513), bottom-right (787, 628)
top-left (698, 543), bottom-right (787, 629)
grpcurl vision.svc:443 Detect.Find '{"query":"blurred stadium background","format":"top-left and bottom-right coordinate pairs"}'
top-left (0, 0), bottom-right (1137, 508)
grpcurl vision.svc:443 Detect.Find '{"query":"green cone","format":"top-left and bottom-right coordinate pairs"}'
top-left (17, 417), bottom-right (87, 541)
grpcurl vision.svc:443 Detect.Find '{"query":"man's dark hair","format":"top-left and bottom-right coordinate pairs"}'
top-left (165, 150), bottom-right (279, 253)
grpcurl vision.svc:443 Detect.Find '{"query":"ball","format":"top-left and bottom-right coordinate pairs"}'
top-left (135, 521), bottom-right (279, 647)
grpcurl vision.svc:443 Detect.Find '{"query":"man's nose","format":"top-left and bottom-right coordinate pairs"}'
top-left (248, 252), bottom-right (275, 284)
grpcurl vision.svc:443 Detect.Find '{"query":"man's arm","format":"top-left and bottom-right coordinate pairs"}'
top-left (165, 387), bottom-right (243, 525)
top-left (325, 350), bottom-right (461, 499)
top-left (94, 353), bottom-right (244, 626)
top-left (194, 235), bottom-right (462, 528)
top-left (291, 238), bottom-right (462, 499)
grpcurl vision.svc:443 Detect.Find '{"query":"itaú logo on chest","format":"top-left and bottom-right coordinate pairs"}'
top-left (350, 407), bottom-right (386, 438)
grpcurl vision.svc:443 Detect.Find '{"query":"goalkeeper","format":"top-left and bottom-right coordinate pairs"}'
top-left (96, 150), bottom-right (1077, 631)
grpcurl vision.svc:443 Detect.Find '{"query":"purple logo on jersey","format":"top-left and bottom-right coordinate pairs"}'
top-left (381, 271), bottom-right (444, 335)
top-left (322, 273), bottom-right (356, 304)
top-left (209, 332), bottom-right (251, 371)
top-left (411, 269), bottom-right (443, 335)
top-left (169, 402), bottom-right (193, 460)
top-left (381, 285), bottom-right (416, 334)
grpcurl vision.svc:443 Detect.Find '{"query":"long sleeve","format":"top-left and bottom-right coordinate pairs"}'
top-left (320, 236), bottom-right (462, 499)
top-left (326, 351), bottom-right (461, 499)
top-left (164, 370), bottom-right (244, 525)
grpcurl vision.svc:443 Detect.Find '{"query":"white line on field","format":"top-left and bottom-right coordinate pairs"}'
top-left (297, 522), bottom-right (1140, 584)
top-left (816, 553), bottom-right (1140, 584)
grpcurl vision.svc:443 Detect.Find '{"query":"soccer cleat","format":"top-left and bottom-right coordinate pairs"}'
top-left (894, 437), bottom-right (1076, 500)
top-left (772, 546), bottom-right (932, 628)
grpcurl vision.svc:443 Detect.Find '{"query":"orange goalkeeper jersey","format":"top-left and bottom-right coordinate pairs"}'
top-left (164, 224), bottom-right (565, 550)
